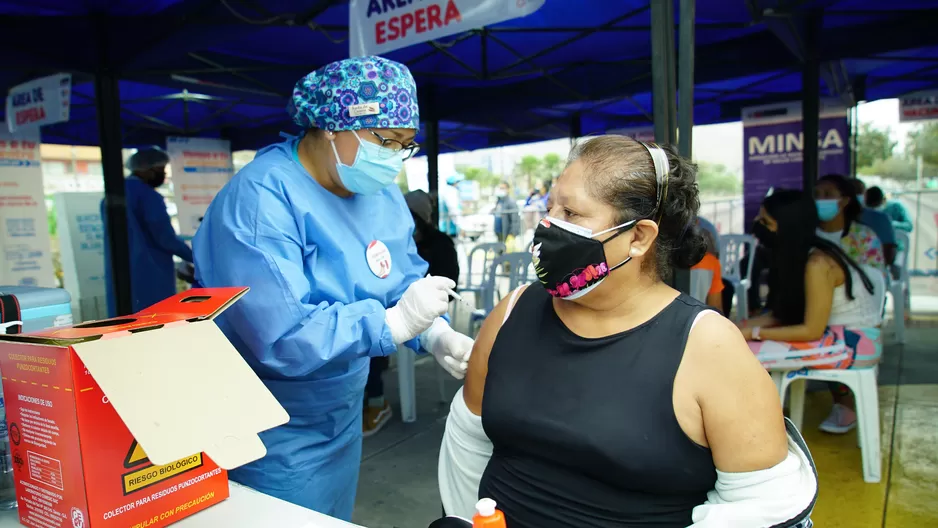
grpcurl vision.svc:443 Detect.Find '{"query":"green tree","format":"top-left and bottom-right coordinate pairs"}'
top-left (856, 123), bottom-right (896, 169)
top-left (513, 155), bottom-right (543, 190)
top-left (906, 121), bottom-right (938, 166)
top-left (459, 165), bottom-right (500, 189)
top-left (542, 153), bottom-right (564, 179)
top-left (859, 156), bottom-right (918, 182)
top-left (696, 162), bottom-right (741, 194)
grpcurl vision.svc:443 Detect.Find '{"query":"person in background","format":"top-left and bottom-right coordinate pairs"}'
top-left (192, 56), bottom-right (472, 519)
top-left (853, 179), bottom-right (897, 266)
top-left (692, 228), bottom-right (726, 314)
top-left (440, 174), bottom-right (463, 239)
top-left (102, 148), bottom-right (193, 317)
top-left (866, 186), bottom-right (914, 234)
top-left (741, 190), bottom-right (879, 435)
top-left (525, 180), bottom-right (548, 210)
top-left (493, 181), bottom-right (520, 244)
top-left (815, 174), bottom-right (885, 273)
top-left (363, 190), bottom-right (463, 437)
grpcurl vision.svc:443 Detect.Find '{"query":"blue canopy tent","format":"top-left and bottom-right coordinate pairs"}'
top-left (2, 0), bottom-right (938, 312)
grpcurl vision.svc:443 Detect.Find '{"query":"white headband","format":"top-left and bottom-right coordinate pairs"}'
top-left (639, 142), bottom-right (670, 219)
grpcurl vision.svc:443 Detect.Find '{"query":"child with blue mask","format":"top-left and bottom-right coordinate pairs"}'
top-left (814, 174), bottom-right (885, 272)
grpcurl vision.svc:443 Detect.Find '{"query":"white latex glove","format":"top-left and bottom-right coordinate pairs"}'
top-left (421, 318), bottom-right (473, 379)
top-left (385, 276), bottom-right (456, 345)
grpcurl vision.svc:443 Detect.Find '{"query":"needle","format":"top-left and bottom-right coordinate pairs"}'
top-left (427, 274), bottom-right (476, 311)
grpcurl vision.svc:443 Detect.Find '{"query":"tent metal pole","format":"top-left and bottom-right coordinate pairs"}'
top-left (650, 0), bottom-right (672, 145)
top-left (426, 120), bottom-right (440, 226)
top-left (95, 72), bottom-right (133, 315)
top-left (802, 13), bottom-right (822, 194)
top-left (672, 0), bottom-right (695, 296)
top-left (664, 0), bottom-right (678, 144)
top-left (678, 0), bottom-right (695, 158)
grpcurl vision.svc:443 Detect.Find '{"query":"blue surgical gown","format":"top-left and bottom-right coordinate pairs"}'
top-left (102, 176), bottom-right (194, 317)
top-left (192, 138), bottom-right (428, 520)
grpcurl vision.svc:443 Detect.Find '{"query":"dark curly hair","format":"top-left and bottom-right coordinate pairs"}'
top-left (566, 135), bottom-right (706, 281)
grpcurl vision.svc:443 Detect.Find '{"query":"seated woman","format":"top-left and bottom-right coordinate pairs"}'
top-left (439, 136), bottom-right (817, 528)
top-left (741, 190), bottom-right (880, 434)
top-left (815, 174), bottom-right (885, 273)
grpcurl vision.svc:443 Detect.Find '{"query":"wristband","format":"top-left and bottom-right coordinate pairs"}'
top-left (751, 327), bottom-right (762, 341)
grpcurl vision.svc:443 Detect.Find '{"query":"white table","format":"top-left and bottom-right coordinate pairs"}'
top-left (0, 482), bottom-right (365, 528)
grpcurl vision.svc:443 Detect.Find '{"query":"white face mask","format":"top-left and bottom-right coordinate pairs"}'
top-left (0, 321), bottom-right (23, 334)
top-left (495, 189), bottom-right (507, 198)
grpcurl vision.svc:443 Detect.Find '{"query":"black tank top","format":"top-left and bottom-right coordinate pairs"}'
top-left (479, 285), bottom-right (717, 527)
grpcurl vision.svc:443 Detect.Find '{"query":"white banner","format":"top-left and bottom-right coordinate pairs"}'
top-left (166, 137), bottom-right (234, 237)
top-left (899, 90), bottom-right (938, 123)
top-left (0, 127), bottom-right (55, 287)
top-left (54, 192), bottom-right (106, 322)
top-left (5, 73), bottom-right (71, 133)
top-left (350, 0), bottom-right (546, 57)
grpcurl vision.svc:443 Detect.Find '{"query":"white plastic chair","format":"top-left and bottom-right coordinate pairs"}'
top-left (457, 242), bottom-right (505, 316)
top-left (469, 252), bottom-right (534, 336)
top-left (770, 265), bottom-right (886, 483)
top-left (888, 231), bottom-right (911, 344)
top-left (718, 235), bottom-right (757, 321)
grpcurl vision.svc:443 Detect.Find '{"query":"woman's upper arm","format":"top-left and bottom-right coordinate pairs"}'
top-left (687, 315), bottom-right (788, 473)
top-left (802, 254), bottom-right (838, 336)
top-left (463, 285), bottom-right (528, 415)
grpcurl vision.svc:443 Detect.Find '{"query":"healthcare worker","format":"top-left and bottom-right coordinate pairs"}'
top-left (101, 148), bottom-right (193, 317)
top-left (192, 56), bottom-right (473, 521)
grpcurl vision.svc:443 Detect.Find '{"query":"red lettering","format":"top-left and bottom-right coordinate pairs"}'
top-left (400, 12), bottom-right (414, 37)
top-left (427, 4), bottom-right (442, 29)
top-left (379, 3), bottom-right (462, 43)
top-left (375, 20), bottom-right (386, 43)
top-left (415, 8), bottom-right (427, 33)
top-left (15, 106), bottom-right (45, 126)
top-left (444, 0), bottom-right (462, 24)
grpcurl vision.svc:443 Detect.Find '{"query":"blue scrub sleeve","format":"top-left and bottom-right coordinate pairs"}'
top-left (208, 182), bottom-right (398, 378)
top-left (140, 190), bottom-right (194, 262)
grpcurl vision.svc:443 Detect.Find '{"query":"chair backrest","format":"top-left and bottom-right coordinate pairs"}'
top-left (719, 234), bottom-right (757, 282)
top-left (861, 264), bottom-right (887, 328)
top-left (464, 242), bottom-right (505, 289)
top-left (477, 252), bottom-right (534, 314)
top-left (689, 268), bottom-right (713, 303)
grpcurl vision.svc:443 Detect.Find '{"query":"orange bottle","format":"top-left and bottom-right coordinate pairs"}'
top-left (473, 498), bottom-right (507, 528)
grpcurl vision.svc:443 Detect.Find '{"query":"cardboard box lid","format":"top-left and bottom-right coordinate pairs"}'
top-left (71, 289), bottom-right (289, 469)
top-left (6, 288), bottom-right (249, 343)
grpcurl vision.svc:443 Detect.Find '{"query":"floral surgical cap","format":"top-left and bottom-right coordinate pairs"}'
top-left (289, 56), bottom-right (420, 132)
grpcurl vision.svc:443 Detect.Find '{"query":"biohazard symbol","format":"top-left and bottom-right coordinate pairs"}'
top-left (123, 440), bottom-right (150, 469)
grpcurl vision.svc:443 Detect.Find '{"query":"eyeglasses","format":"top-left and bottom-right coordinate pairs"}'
top-left (368, 130), bottom-right (421, 160)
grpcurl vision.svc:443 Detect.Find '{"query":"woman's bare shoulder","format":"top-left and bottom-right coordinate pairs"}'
top-left (463, 284), bottom-right (530, 415)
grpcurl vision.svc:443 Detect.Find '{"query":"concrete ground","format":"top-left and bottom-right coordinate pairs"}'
top-left (352, 312), bottom-right (938, 528)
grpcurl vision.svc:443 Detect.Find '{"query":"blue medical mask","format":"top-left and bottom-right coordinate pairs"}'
top-left (815, 199), bottom-right (841, 222)
top-left (330, 132), bottom-right (403, 195)
top-left (856, 194), bottom-right (865, 207)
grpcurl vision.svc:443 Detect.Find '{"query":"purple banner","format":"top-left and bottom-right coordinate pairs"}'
top-left (742, 102), bottom-right (850, 230)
